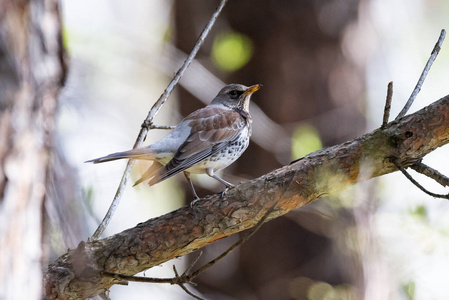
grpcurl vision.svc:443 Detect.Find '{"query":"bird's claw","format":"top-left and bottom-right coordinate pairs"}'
top-left (190, 197), bottom-right (201, 208)
top-left (221, 185), bottom-right (233, 198)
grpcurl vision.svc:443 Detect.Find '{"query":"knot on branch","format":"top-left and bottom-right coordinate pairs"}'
top-left (71, 241), bottom-right (102, 279)
top-left (141, 120), bottom-right (152, 130)
top-left (391, 157), bottom-right (449, 200)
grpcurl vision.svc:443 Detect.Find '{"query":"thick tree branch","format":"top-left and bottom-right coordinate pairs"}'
top-left (44, 94), bottom-right (449, 299)
top-left (100, 201), bottom-right (277, 286)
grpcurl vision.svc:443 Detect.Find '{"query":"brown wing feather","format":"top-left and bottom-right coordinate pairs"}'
top-left (173, 108), bottom-right (243, 162)
top-left (148, 107), bottom-right (246, 185)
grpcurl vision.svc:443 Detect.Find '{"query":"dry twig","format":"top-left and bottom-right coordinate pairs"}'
top-left (91, 0), bottom-right (229, 240)
top-left (381, 81), bottom-right (393, 129)
top-left (149, 124), bottom-right (176, 130)
top-left (411, 161), bottom-right (449, 187)
top-left (391, 158), bottom-right (449, 200)
top-left (396, 29), bottom-right (446, 120)
top-left (173, 266), bottom-right (204, 300)
top-left (391, 29), bottom-right (449, 199)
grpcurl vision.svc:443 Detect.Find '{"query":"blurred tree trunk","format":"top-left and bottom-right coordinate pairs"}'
top-left (175, 0), bottom-right (366, 298)
top-left (0, 1), bottom-right (67, 299)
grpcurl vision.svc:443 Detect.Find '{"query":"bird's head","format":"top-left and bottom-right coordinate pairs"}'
top-left (211, 83), bottom-right (262, 112)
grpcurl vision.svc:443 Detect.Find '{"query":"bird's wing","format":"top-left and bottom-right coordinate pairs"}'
top-left (148, 107), bottom-right (247, 185)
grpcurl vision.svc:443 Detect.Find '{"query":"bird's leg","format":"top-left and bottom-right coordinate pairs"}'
top-left (184, 172), bottom-right (200, 201)
top-left (206, 168), bottom-right (235, 188)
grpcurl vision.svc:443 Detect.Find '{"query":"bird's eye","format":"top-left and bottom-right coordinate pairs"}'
top-left (229, 90), bottom-right (240, 98)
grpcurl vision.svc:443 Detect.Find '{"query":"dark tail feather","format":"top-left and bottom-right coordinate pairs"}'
top-left (133, 161), bottom-right (164, 186)
top-left (85, 149), bottom-right (155, 164)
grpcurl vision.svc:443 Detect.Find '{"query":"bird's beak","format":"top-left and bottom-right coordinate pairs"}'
top-left (243, 84), bottom-right (262, 96)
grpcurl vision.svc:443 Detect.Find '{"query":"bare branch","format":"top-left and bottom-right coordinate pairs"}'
top-left (396, 29), bottom-right (446, 120)
top-left (45, 94), bottom-right (449, 299)
top-left (183, 251), bottom-right (203, 280)
top-left (391, 158), bottom-right (449, 200)
top-left (173, 266), bottom-right (205, 300)
top-left (91, 0), bottom-right (229, 240)
top-left (149, 124), bottom-right (176, 130)
top-left (381, 81), bottom-right (393, 129)
top-left (411, 161), bottom-right (449, 187)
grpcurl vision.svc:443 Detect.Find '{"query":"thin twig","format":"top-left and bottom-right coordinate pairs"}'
top-left (184, 251), bottom-right (203, 277)
top-left (411, 161), bottom-right (449, 187)
top-left (149, 124), bottom-right (176, 130)
top-left (101, 271), bottom-right (171, 283)
top-left (91, 0), bottom-right (229, 240)
top-left (396, 29), bottom-right (446, 120)
top-left (173, 266), bottom-right (205, 300)
top-left (381, 81), bottom-right (393, 129)
top-left (101, 201), bottom-right (278, 284)
top-left (391, 158), bottom-right (449, 200)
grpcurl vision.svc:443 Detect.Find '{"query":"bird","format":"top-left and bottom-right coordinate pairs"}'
top-left (86, 83), bottom-right (262, 200)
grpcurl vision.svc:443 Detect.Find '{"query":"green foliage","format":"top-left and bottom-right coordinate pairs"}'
top-left (211, 31), bottom-right (253, 72)
top-left (409, 204), bottom-right (428, 222)
top-left (292, 124), bottom-right (323, 159)
top-left (402, 281), bottom-right (416, 300)
top-left (82, 187), bottom-right (94, 210)
top-left (61, 26), bottom-right (70, 53)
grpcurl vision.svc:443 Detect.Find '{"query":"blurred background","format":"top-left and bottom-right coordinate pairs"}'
top-left (49, 0), bottom-right (449, 299)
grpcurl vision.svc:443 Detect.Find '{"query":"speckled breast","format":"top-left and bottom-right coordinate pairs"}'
top-left (188, 125), bottom-right (251, 174)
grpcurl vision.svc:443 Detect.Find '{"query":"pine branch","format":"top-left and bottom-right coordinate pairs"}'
top-left (44, 94), bottom-right (449, 299)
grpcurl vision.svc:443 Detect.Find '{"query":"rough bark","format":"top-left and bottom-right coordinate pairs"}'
top-left (44, 95), bottom-right (449, 299)
top-left (0, 0), bottom-right (66, 299)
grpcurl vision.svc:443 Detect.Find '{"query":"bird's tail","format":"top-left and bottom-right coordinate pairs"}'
top-left (86, 148), bottom-right (166, 186)
top-left (85, 148), bottom-right (155, 164)
top-left (133, 161), bottom-right (164, 186)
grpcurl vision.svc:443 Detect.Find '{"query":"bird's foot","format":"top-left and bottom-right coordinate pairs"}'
top-left (190, 196), bottom-right (201, 208)
top-left (221, 185), bottom-right (234, 198)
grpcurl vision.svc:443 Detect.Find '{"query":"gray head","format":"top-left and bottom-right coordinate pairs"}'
top-left (210, 83), bottom-right (262, 112)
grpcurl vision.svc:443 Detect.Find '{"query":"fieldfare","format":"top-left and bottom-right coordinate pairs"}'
top-left (86, 83), bottom-right (261, 200)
